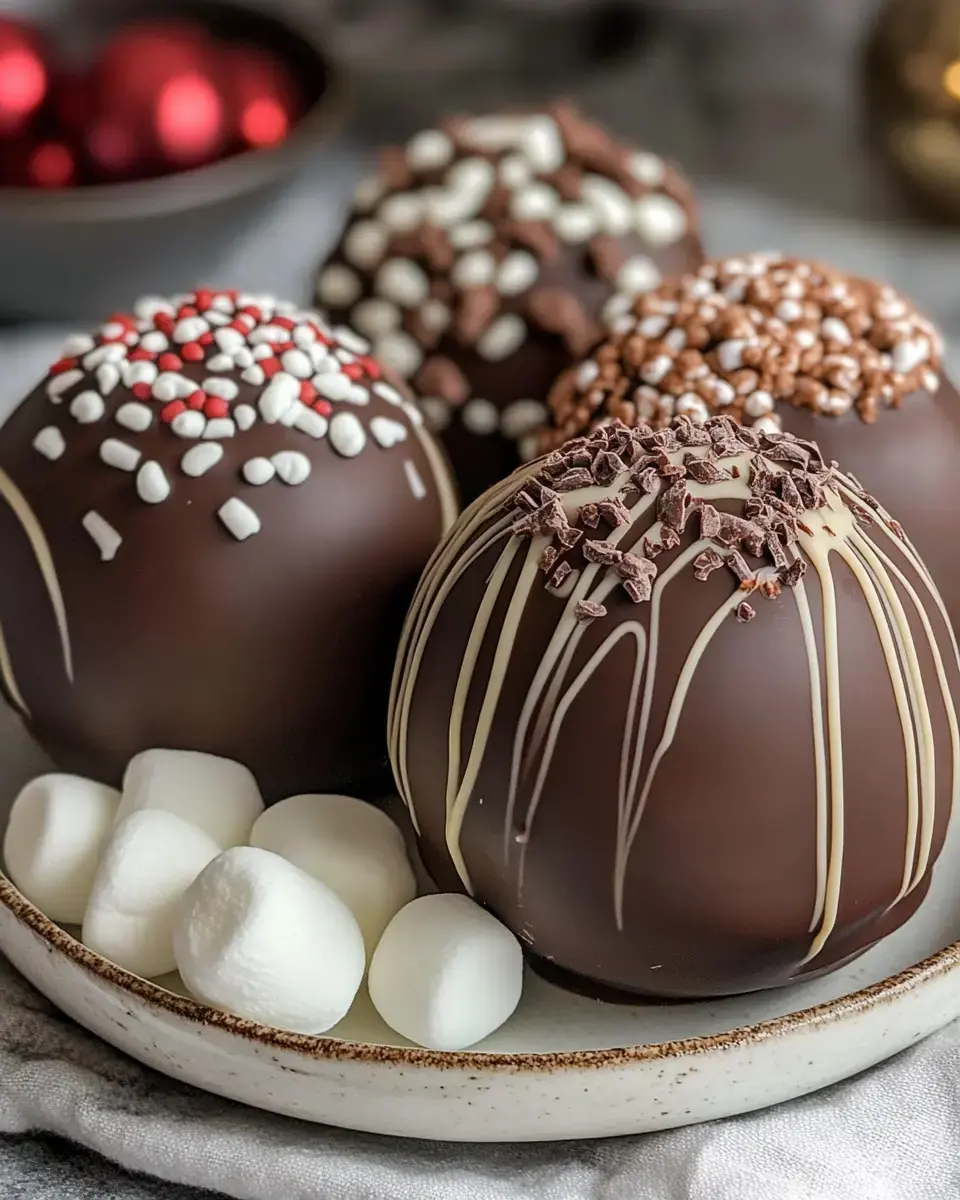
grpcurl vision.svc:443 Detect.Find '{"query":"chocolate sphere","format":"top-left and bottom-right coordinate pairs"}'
top-left (539, 253), bottom-right (960, 625)
top-left (390, 417), bottom-right (960, 999)
top-left (0, 290), bottom-right (456, 800)
top-left (317, 102), bottom-right (702, 505)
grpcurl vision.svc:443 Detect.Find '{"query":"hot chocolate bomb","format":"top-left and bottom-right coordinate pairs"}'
top-left (0, 291), bottom-right (456, 799)
top-left (540, 254), bottom-right (960, 622)
top-left (317, 103), bottom-right (702, 504)
top-left (390, 416), bottom-right (960, 999)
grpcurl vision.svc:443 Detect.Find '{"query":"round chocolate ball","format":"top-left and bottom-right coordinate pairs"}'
top-left (390, 416), bottom-right (960, 999)
top-left (539, 253), bottom-right (960, 624)
top-left (316, 102), bottom-right (703, 505)
top-left (0, 290), bottom-right (457, 800)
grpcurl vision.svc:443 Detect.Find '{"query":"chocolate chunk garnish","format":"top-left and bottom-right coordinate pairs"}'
top-left (575, 599), bottom-right (607, 623)
top-left (693, 547), bottom-right (724, 581)
top-left (686, 458), bottom-right (725, 485)
top-left (779, 559), bottom-right (807, 587)
top-left (736, 601), bottom-right (756, 623)
top-left (583, 540), bottom-right (623, 567)
top-left (593, 450), bottom-right (626, 486)
top-left (539, 545), bottom-right (559, 573)
top-left (549, 561), bottom-right (573, 590)
top-left (554, 468), bottom-right (595, 493)
top-left (699, 504), bottom-right (722, 540)
top-left (580, 502), bottom-right (600, 528)
top-left (658, 480), bottom-right (689, 531)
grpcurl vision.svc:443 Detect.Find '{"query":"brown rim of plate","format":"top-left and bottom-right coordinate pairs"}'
top-left (2, 872), bottom-right (957, 1073)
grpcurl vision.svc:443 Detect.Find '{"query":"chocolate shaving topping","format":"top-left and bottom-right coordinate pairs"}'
top-left (579, 502), bottom-right (600, 528)
top-left (699, 503), bottom-right (722, 540)
top-left (693, 547), bottom-right (724, 581)
top-left (658, 480), bottom-right (689, 531)
top-left (593, 450), bottom-right (626, 486)
top-left (554, 467), bottom-right (595, 493)
top-left (686, 458), bottom-right (725, 485)
top-left (539, 545), bottom-right (559, 573)
top-left (549, 561), bottom-right (573, 589)
top-left (779, 559), bottom-right (807, 587)
top-left (583, 539), bottom-right (623, 567)
top-left (736, 601), bottom-right (756, 624)
top-left (725, 550), bottom-right (753, 584)
top-left (575, 599), bottom-right (607, 623)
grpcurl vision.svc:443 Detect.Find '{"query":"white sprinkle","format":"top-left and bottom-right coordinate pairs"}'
top-left (293, 324), bottom-right (317, 348)
top-left (333, 326), bottom-right (370, 355)
top-left (47, 370), bottom-right (84, 402)
top-left (278, 399), bottom-right (304, 428)
top-left (253, 345), bottom-right (275, 362)
top-left (892, 339), bottom-right (928, 375)
top-left (664, 328), bottom-right (687, 353)
top-left (180, 443), bottom-right (224, 478)
top-left (712, 380), bottom-right (736, 407)
top-left (96, 363), bottom-right (121, 396)
top-left (317, 265), bottom-right (362, 309)
top-left (83, 511), bottom-right (122, 561)
top-left (83, 344), bottom-right (126, 370)
top-left (369, 416), bottom-right (408, 448)
top-left (497, 251), bottom-right (539, 296)
top-left (602, 293), bottom-right (634, 327)
top-left (500, 399), bottom-right (547, 441)
top-left (173, 316), bottom-right (210, 344)
top-left (346, 384), bottom-right (370, 406)
top-left (313, 371), bottom-right (353, 401)
top-left (242, 456), bottom-right (277, 485)
top-left (521, 115), bottom-right (565, 173)
top-left (172, 411), bottom-right (206, 438)
top-left (745, 390), bottom-right (775, 418)
top-left (406, 128), bottom-right (453, 171)
top-left (61, 334), bottom-right (95, 357)
top-left (462, 398), bottom-right (499, 435)
top-left (271, 451), bottom-right (312, 485)
top-left (498, 154), bottom-right (532, 189)
top-left (554, 204), bottom-right (598, 244)
top-left (776, 300), bottom-right (804, 323)
top-left (404, 459), bottom-right (427, 500)
top-left (100, 438), bottom-right (141, 472)
top-left (419, 396), bottom-right (451, 431)
top-left (206, 354), bottom-right (234, 373)
top-left (446, 157), bottom-right (496, 200)
top-left (795, 329), bottom-right (817, 350)
top-left (277, 349), bottom-right (312, 380)
top-left (152, 373), bottom-right (195, 402)
top-left (100, 321), bottom-right (126, 341)
top-left (33, 426), bottom-right (65, 460)
top-left (70, 391), bottom-right (105, 423)
top-left (638, 315), bottom-right (670, 339)
top-left (639, 355), bottom-right (671, 385)
top-left (420, 299), bottom-right (451, 335)
top-left (509, 183), bottom-right (559, 223)
top-left (249, 325), bottom-right (289, 347)
top-left (717, 340), bottom-right (746, 372)
top-left (309, 342), bottom-right (333, 371)
top-left (136, 461), bottom-right (170, 504)
top-left (577, 361), bottom-right (600, 390)
top-left (477, 314), bottom-right (526, 362)
top-left (628, 151), bottom-right (666, 187)
top-left (230, 405), bottom-right (254, 433)
top-left (353, 176), bottom-right (384, 211)
top-left (375, 331), bottom-right (423, 377)
top-left (205, 311), bottom-right (230, 327)
top-left (616, 256), bottom-right (662, 296)
top-left (634, 194), bottom-right (688, 246)
top-left (925, 368), bottom-right (941, 393)
top-left (293, 408), bottom-right (329, 439)
top-left (219, 498), bottom-right (260, 540)
top-left (376, 258), bottom-right (430, 307)
top-left (379, 192), bottom-right (424, 232)
top-left (115, 402), bottom-right (153, 433)
top-left (449, 220), bottom-right (495, 251)
top-left (675, 394), bottom-right (709, 422)
top-left (372, 382), bottom-right (404, 407)
top-left (581, 175), bottom-right (633, 237)
top-left (242, 365), bottom-right (266, 386)
top-left (460, 114), bottom-right (526, 149)
top-left (214, 328), bottom-right (246, 355)
top-left (352, 298), bottom-right (401, 338)
top-left (199, 378), bottom-right (237, 402)
top-left (134, 296), bottom-right (174, 321)
top-left (122, 361), bottom-right (158, 388)
top-left (203, 419), bottom-right (236, 440)
top-left (821, 317), bottom-right (853, 346)
top-left (343, 221), bottom-right (389, 270)
top-left (752, 413), bottom-right (782, 434)
top-left (329, 412), bottom-right (366, 457)
top-left (451, 249), bottom-right (496, 290)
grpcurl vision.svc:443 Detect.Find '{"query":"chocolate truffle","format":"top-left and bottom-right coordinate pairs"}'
top-left (0, 290), bottom-right (457, 800)
top-left (390, 416), bottom-right (960, 999)
top-left (317, 102), bottom-right (702, 504)
top-left (539, 253), bottom-right (960, 623)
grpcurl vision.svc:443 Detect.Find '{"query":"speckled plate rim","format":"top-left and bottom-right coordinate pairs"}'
top-left (2, 871), bottom-right (959, 1072)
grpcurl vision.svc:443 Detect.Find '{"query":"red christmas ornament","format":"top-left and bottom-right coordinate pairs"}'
top-left (225, 44), bottom-right (302, 151)
top-left (0, 18), bottom-right (49, 138)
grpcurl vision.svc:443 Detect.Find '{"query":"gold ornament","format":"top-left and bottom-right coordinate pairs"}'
top-left (866, 0), bottom-right (960, 216)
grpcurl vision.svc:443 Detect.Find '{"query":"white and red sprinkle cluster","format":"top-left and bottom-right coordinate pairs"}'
top-left (542, 254), bottom-right (944, 453)
top-left (31, 290), bottom-right (425, 558)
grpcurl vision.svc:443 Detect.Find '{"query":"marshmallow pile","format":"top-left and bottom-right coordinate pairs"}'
top-left (1, 750), bottom-right (524, 1049)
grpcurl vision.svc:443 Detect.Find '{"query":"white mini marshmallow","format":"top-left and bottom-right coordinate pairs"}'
top-left (368, 894), bottom-right (523, 1050)
top-left (3, 775), bottom-right (121, 924)
top-left (174, 847), bottom-right (365, 1033)
top-left (119, 750), bottom-right (263, 850)
top-left (83, 810), bottom-right (220, 977)
top-left (250, 794), bottom-right (416, 954)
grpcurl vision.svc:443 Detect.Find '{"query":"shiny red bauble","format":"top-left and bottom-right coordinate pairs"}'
top-left (0, 18), bottom-right (48, 138)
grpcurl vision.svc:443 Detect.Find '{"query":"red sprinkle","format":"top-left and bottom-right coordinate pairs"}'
top-left (230, 318), bottom-right (251, 333)
top-left (204, 396), bottom-right (228, 419)
top-left (357, 355), bottom-right (381, 380)
top-left (160, 400), bottom-right (187, 423)
top-left (240, 306), bottom-right (262, 324)
top-left (261, 357), bottom-right (282, 379)
top-left (50, 357), bottom-right (79, 375)
top-left (177, 305), bottom-right (199, 319)
top-left (158, 352), bottom-right (183, 371)
top-left (128, 348), bottom-right (155, 362)
top-left (342, 362), bottom-right (365, 381)
top-left (194, 289), bottom-right (213, 311)
top-left (181, 342), bottom-right (205, 362)
top-left (273, 316), bottom-right (296, 331)
top-left (299, 380), bottom-right (317, 404)
top-left (313, 399), bottom-right (332, 417)
top-left (274, 341), bottom-right (295, 355)
top-left (198, 332), bottom-right (215, 346)
top-left (132, 382), bottom-right (152, 401)
top-left (155, 313), bottom-right (176, 336)
top-left (309, 324), bottom-right (331, 344)
top-left (188, 390), bottom-right (206, 411)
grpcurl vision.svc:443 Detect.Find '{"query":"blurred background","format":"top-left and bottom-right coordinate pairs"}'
top-left (1, 0), bottom-right (960, 375)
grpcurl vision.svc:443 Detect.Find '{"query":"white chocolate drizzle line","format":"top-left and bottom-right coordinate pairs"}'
top-left (0, 619), bottom-right (27, 714)
top-left (391, 443), bottom-right (960, 966)
top-left (0, 466), bottom-right (73, 685)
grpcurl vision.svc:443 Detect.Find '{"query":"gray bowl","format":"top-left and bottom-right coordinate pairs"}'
top-left (0, 0), bottom-right (345, 321)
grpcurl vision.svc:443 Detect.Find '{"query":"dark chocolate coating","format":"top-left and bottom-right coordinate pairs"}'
top-left (318, 104), bottom-right (703, 506)
top-left (0, 297), bottom-right (456, 800)
top-left (390, 419), bottom-right (960, 998)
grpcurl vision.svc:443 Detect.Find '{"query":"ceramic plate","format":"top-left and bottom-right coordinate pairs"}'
top-left (2, 708), bottom-right (960, 1143)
